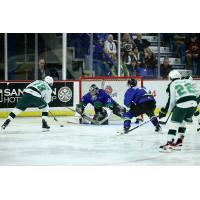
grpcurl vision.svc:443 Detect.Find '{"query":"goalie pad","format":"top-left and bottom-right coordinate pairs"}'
top-left (92, 108), bottom-right (108, 125)
top-left (113, 103), bottom-right (126, 118)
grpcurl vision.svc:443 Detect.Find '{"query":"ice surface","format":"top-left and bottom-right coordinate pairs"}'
top-left (0, 116), bottom-right (200, 166)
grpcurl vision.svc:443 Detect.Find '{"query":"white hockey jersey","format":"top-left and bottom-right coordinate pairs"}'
top-left (168, 79), bottom-right (197, 112)
top-left (189, 77), bottom-right (200, 98)
top-left (23, 80), bottom-right (52, 103)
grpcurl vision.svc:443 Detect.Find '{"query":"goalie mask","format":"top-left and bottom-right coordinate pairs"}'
top-left (168, 70), bottom-right (181, 81)
top-left (89, 84), bottom-right (99, 96)
top-left (127, 79), bottom-right (137, 87)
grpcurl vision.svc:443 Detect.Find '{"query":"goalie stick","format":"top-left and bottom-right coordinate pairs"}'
top-left (66, 107), bottom-right (113, 125)
top-left (66, 107), bottom-right (99, 125)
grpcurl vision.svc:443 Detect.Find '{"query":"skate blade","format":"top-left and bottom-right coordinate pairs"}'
top-left (159, 148), bottom-right (173, 153)
top-left (172, 147), bottom-right (182, 151)
top-left (42, 128), bottom-right (50, 132)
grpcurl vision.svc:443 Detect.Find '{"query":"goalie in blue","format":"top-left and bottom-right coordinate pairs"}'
top-left (122, 79), bottom-right (160, 133)
top-left (76, 84), bottom-right (126, 124)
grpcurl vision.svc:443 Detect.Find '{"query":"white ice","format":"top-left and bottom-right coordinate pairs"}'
top-left (0, 116), bottom-right (200, 166)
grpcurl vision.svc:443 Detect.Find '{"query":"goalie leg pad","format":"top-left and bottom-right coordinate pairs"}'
top-left (113, 103), bottom-right (126, 118)
top-left (93, 108), bottom-right (108, 125)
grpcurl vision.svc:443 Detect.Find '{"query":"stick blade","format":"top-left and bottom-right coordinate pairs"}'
top-left (159, 121), bottom-right (166, 125)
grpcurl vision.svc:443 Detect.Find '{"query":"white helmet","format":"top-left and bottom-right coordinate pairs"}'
top-left (168, 70), bottom-right (181, 81)
top-left (44, 76), bottom-right (53, 86)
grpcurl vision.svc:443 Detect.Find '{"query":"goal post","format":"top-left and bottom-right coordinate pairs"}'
top-left (79, 76), bottom-right (144, 116)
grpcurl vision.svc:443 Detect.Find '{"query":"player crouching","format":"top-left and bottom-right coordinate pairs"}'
top-left (1, 76), bottom-right (53, 132)
top-left (76, 84), bottom-right (126, 125)
top-left (159, 70), bottom-right (197, 152)
top-left (121, 79), bottom-right (161, 134)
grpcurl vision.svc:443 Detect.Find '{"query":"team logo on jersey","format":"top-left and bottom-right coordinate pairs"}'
top-left (58, 87), bottom-right (72, 102)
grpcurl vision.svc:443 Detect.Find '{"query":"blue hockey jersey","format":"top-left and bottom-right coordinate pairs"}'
top-left (81, 89), bottom-right (115, 108)
top-left (124, 87), bottom-right (155, 107)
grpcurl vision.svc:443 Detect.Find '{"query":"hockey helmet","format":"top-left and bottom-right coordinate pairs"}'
top-left (89, 84), bottom-right (99, 96)
top-left (168, 70), bottom-right (181, 81)
top-left (127, 79), bottom-right (137, 87)
top-left (44, 76), bottom-right (54, 86)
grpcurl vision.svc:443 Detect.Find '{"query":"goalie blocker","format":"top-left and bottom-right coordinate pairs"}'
top-left (76, 84), bottom-right (126, 124)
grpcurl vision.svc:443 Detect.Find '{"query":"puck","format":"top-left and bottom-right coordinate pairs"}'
top-left (60, 125), bottom-right (64, 127)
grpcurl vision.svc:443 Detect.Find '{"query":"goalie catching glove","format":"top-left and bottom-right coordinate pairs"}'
top-left (159, 107), bottom-right (167, 119)
top-left (105, 102), bottom-right (126, 118)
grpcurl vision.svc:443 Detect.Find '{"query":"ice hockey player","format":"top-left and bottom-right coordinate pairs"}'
top-left (1, 76), bottom-right (53, 131)
top-left (122, 78), bottom-right (161, 134)
top-left (159, 70), bottom-right (197, 152)
top-left (76, 84), bottom-right (126, 124)
top-left (180, 74), bottom-right (200, 132)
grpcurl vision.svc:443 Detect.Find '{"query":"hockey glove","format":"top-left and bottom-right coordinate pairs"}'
top-left (113, 104), bottom-right (126, 118)
top-left (105, 102), bottom-right (114, 109)
top-left (194, 110), bottom-right (200, 117)
top-left (159, 107), bottom-right (167, 119)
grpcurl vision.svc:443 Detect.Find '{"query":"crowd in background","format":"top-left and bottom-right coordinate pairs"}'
top-left (97, 33), bottom-right (200, 79)
top-left (1, 33), bottom-right (200, 81)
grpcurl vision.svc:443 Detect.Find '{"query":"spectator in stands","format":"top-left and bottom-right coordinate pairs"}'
top-left (186, 34), bottom-right (200, 74)
top-left (133, 33), bottom-right (150, 60)
top-left (37, 58), bottom-right (50, 80)
top-left (28, 58), bottom-right (59, 80)
top-left (160, 56), bottom-right (172, 79)
top-left (104, 34), bottom-right (117, 76)
top-left (121, 33), bottom-right (136, 63)
top-left (127, 48), bottom-right (142, 76)
top-left (143, 48), bottom-right (157, 71)
top-left (104, 34), bottom-right (117, 61)
top-left (173, 34), bottom-right (187, 62)
top-left (121, 33), bottom-right (136, 76)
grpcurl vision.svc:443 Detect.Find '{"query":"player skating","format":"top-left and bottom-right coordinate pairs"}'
top-left (159, 70), bottom-right (197, 152)
top-left (1, 76), bottom-right (53, 132)
top-left (119, 78), bottom-right (161, 134)
top-left (76, 84), bottom-right (126, 124)
top-left (181, 75), bottom-right (200, 133)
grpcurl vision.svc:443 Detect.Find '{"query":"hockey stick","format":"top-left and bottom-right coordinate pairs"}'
top-left (49, 111), bottom-right (64, 127)
top-left (159, 107), bottom-right (175, 125)
top-left (66, 107), bottom-right (99, 125)
top-left (66, 107), bottom-right (114, 125)
top-left (117, 116), bottom-right (157, 135)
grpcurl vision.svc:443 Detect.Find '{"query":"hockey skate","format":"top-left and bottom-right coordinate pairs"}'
top-left (42, 119), bottom-right (50, 132)
top-left (159, 139), bottom-right (175, 152)
top-left (173, 135), bottom-right (184, 151)
top-left (1, 119), bottom-right (11, 130)
top-left (117, 127), bottom-right (130, 135)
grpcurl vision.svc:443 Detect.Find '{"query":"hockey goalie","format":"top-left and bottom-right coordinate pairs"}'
top-left (75, 84), bottom-right (126, 125)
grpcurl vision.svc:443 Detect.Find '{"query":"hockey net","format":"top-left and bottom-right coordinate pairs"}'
top-left (79, 76), bottom-right (144, 120)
